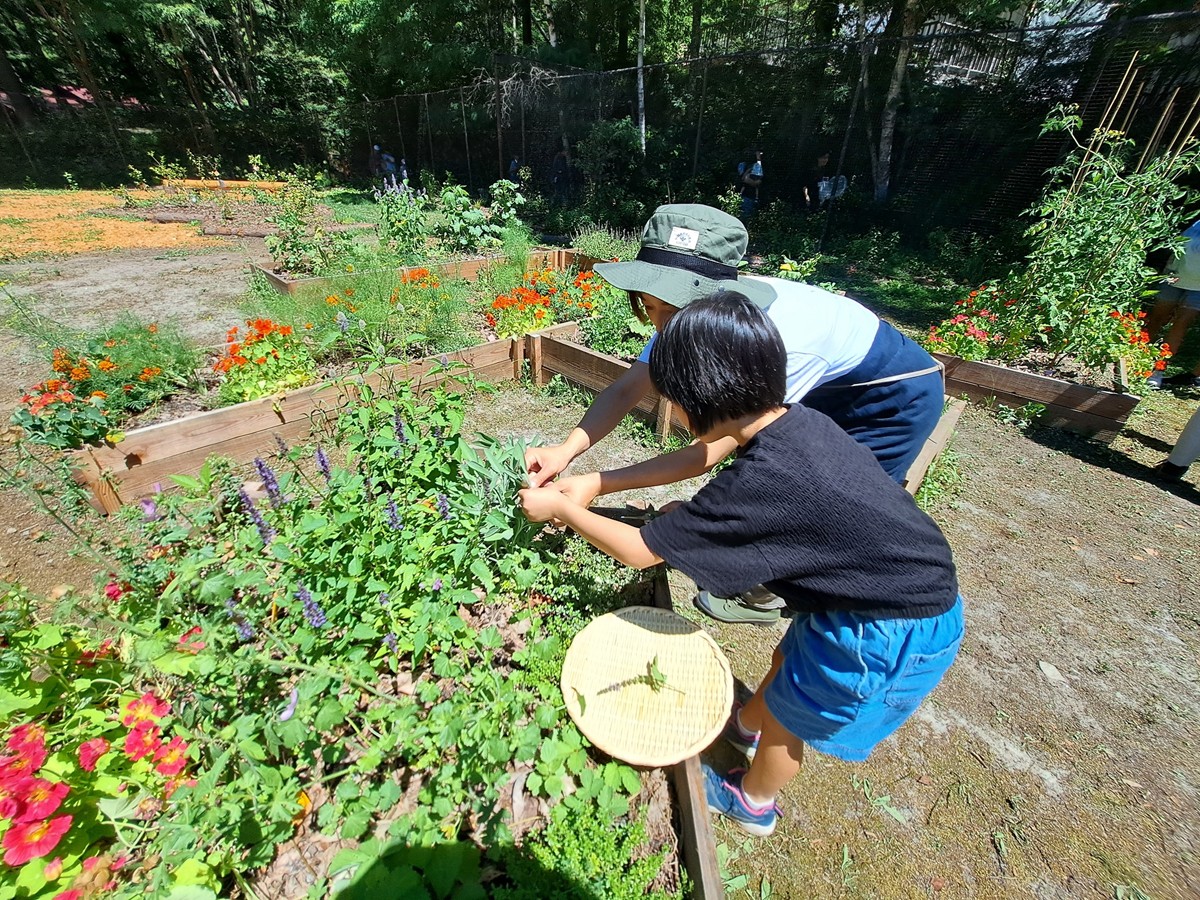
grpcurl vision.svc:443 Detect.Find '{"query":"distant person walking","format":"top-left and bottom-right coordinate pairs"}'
top-left (738, 151), bottom-right (763, 219)
top-left (1146, 219), bottom-right (1200, 389)
top-left (381, 149), bottom-right (398, 190)
top-left (803, 151), bottom-right (830, 212)
top-left (509, 155), bottom-right (521, 184)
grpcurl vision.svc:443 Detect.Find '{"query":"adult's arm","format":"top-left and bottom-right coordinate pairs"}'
top-left (524, 362), bottom-right (653, 486)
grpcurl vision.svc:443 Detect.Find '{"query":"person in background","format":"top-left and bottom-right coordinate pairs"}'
top-left (1145, 219), bottom-right (1200, 389)
top-left (523, 204), bottom-right (945, 627)
top-left (509, 155), bottom-right (521, 184)
top-left (803, 151), bottom-right (831, 212)
top-left (1156, 404), bottom-right (1200, 481)
top-left (380, 149), bottom-right (398, 190)
top-left (517, 294), bottom-right (964, 837)
top-left (739, 150), bottom-right (764, 218)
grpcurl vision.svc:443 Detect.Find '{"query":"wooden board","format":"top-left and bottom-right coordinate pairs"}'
top-left (70, 340), bottom-right (519, 511)
top-left (539, 335), bottom-right (690, 437)
top-left (934, 353), bottom-right (1139, 443)
top-left (903, 397), bottom-right (967, 495)
top-left (653, 570), bottom-right (723, 900)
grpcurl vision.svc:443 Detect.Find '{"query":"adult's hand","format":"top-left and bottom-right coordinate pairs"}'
top-left (524, 443), bottom-right (576, 488)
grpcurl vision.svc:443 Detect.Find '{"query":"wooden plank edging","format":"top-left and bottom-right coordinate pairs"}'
top-left (652, 570), bottom-right (723, 900)
top-left (903, 398), bottom-right (967, 496)
top-left (932, 353), bottom-right (1139, 443)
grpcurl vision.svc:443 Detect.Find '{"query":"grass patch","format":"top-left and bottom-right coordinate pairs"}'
top-left (320, 188), bottom-right (382, 225)
top-left (914, 444), bottom-right (964, 512)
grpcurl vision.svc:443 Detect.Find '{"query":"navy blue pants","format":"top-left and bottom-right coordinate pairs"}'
top-left (804, 322), bottom-right (944, 483)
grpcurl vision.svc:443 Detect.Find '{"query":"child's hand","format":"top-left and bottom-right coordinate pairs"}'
top-left (518, 486), bottom-right (568, 523)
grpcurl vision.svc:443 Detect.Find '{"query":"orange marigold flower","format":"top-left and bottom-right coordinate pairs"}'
top-left (304, 322), bottom-right (313, 330)
top-left (148, 324), bottom-right (158, 334)
top-left (325, 296), bottom-right (339, 306)
top-left (344, 288), bottom-right (354, 297)
top-left (97, 359), bottom-right (117, 372)
top-left (90, 391), bottom-right (107, 400)
top-left (70, 366), bottom-right (90, 382)
top-left (1154, 359), bottom-right (1167, 371)
top-left (255, 357), bottom-right (267, 365)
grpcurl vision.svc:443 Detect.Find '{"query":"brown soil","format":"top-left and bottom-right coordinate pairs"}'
top-left (0, 237), bottom-right (1196, 898)
top-left (0, 190), bottom-right (227, 260)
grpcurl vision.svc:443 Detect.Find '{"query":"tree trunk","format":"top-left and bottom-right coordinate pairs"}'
top-left (541, 0), bottom-right (557, 47)
top-left (873, 0), bottom-right (920, 203)
top-left (519, 0), bottom-right (533, 45)
top-left (0, 45), bottom-right (37, 126)
top-left (687, 0), bottom-right (702, 59)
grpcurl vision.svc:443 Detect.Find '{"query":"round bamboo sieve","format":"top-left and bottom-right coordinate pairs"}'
top-left (560, 606), bottom-right (734, 767)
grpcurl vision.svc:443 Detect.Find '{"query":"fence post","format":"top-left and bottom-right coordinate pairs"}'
top-left (656, 396), bottom-right (674, 442)
top-left (527, 333), bottom-right (544, 385)
top-left (460, 87), bottom-right (473, 191)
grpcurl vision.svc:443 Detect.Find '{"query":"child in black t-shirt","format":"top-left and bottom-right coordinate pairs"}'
top-left (518, 293), bottom-right (964, 837)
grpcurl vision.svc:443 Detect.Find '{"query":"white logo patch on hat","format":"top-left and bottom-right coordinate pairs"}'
top-left (667, 227), bottom-right (699, 250)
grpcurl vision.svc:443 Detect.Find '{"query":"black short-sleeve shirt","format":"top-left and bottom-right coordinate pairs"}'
top-left (641, 405), bottom-right (958, 618)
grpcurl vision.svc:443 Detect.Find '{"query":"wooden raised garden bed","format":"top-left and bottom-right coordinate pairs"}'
top-left (933, 352), bottom-right (1140, 444)
top-left (255, 247), bottom-right (589, 295)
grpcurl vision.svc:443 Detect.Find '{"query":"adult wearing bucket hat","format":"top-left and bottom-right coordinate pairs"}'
top-left (524, 203), bottom-right (944, 624)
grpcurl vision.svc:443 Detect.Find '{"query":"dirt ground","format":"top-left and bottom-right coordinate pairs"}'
top-left (0, 228), bottom-right (1197, 899)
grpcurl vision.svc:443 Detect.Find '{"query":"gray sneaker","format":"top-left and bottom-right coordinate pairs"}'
top-left (693, 591), bottom-right (781, 626)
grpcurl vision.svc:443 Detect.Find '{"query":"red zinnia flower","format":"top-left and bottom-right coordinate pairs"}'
top-left (6, 724), bottom-right (46, 757)
top-left (1, 814), bottom-right (72, 866)
top-left (78, 738), bottom-right (110, 772)
top-left (14, 778), bottom-right (69, 822)
top-left (53, 890), bottom-right (83, 900)
top-left (153, 737), bottom-right (189, 777)
top-left (0, 749), bottom-right (45, 784)
top-left (124, 723), bottom-right (161, 762)
top-left (121, 692), bottom-right (169, 728)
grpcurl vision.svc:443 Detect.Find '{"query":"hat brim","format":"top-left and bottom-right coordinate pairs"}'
top-left (592, 260), bottom-right (776, 309)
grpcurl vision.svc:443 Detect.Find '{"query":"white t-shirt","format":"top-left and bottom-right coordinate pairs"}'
top-left (1169, 221), bottom-right (1200, 291)
top-left (637, 277), bottom-right (880, 402)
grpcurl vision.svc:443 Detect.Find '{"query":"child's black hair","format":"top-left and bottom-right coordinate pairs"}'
top-left (648, 292), bottom-right (786, 436)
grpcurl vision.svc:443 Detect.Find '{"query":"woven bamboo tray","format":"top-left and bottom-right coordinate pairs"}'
top-left (561, 606), bottom-right (734, 767)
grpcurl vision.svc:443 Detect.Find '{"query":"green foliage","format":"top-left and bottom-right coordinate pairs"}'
top-left (435, 184), bottom-right (502, 253)
top-left (375, 188), bottom-right (430, 259)
top-left (575, 119), bottom-right (658, 230)
top-left (331, 839), bottom-right (487, 899)
top-left (494, 803), bottom-right (674, 900)
top-left (576, 278), bottom-right (653, 360)
top-left (265, 178), bottom-right (347, 276)
top-left (999, 104), bottom-right (1198, 370)
top-left (213, 318), bottom-right (318, 404)
top-left (572, 225), bottom-right (640, 262)
top-left (6, 294), bottom-right (200, 447)
top-left (488, 180), bottom-right (526, 230)
top-left (914, 446), bottom-right (964, 512)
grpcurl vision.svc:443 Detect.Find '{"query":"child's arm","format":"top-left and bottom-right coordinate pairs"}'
top-left (518, 488), bottom-right (664, 570)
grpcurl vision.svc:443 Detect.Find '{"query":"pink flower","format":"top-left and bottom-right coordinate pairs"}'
top-left (43, 856), bottom-right (63, 880)
top-left (53, 891), bottom-right (83, 900)
top-left (121, 692), bottom-right (169, 727)
top-left (6, 724), bottom-right (46, 756)
top-left (177, 627), bottom-right (205, 654)
top-left (123, 723), bottom-right (161, 762)
top-left (14, 778), bottom-right (69, 823)
top-left (0, 747), bottom-right (45, 784)
top-left (1, 814), bottom-right (72, 866)
top-left (153, 736), bottom-right (189, 777)
top-left (78, 738), bottom-right (110, 772)
top-left (103, 581), bottom-right (128, 601)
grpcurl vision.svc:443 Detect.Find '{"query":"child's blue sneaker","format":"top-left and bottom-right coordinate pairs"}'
top-left (702, 765), bottom-right (779, 836)
top-left (723, 701), bottom-right (760, 760)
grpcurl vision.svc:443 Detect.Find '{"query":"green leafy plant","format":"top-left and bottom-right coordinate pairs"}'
top-left (995, 104), bottom-right (1197, 372)
top-left (375, 187), bottom-right (430, 259)
top-left (572, 225), bottom-right (640, 262)
top-left (435, 184), bottom-right (502, 253)
top-left (487, 179), bottom-right (526, 230)
top-left (265, 177), bottom-right (345, 276)
top-left (213, 317), bottom-right (317, 403)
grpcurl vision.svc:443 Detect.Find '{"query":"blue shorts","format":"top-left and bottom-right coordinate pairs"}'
top-left (764, 597), bottom-right (964, 762)
top-left (1157, 282), bottom-right (1200, 312)
top-left (804, 322), bottom-right (944, 483)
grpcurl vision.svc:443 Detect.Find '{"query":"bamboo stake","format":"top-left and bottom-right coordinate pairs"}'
top-left (460, 87), bottom-right (473, 190)
top-left (1116, 82), bottom-right (1143, 137)
top-left (393, 97), bottom-right (407, 160)
top-left (1138, 87), bottom-right (1178, 169)
top-left (1162, 90), bottom-right (1200, 160)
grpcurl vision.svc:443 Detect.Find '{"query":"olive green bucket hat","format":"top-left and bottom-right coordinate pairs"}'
top-left (592, 204), bottom-right (777, 309)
